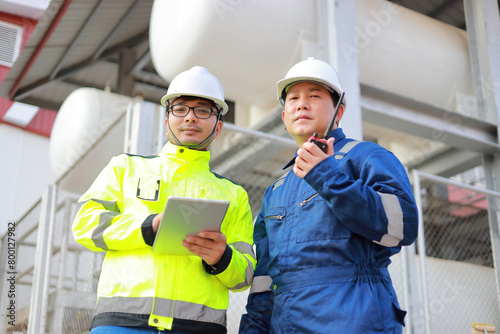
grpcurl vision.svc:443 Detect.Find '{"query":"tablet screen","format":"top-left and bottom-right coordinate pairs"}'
top-left (152, 196), bottom-right (230, 255)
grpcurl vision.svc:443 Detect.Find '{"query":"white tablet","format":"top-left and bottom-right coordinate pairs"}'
top-left (152, 196), bottom-right (230, 255)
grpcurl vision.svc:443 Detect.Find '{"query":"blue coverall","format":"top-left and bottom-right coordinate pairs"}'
top-left (239, 128), bottom-right (419, 333)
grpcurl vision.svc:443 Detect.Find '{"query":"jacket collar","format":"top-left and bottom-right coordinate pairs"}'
top-left (283, 128), bottom-right (346, 170)
top-left (160, 141), bottom-right (211, 167)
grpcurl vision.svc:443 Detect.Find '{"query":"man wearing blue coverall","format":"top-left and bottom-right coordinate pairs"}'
top-left (239, 57), bottom-right (419, 333)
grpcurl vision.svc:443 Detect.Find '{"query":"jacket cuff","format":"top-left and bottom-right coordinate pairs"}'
top-left (203, 244), bottom-right (233, 275)
top-left (141, 214), bottom-right (157, 246)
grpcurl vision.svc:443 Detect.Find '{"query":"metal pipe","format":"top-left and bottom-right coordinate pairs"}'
top-left (222, 122), bottom-right (296, 147)
top-left (416, 170), bottom-right (500, 198)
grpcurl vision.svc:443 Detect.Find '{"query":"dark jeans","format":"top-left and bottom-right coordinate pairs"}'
top-left (90, 326), bottom-right (192, 334)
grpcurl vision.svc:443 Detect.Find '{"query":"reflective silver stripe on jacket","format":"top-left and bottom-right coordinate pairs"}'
top-left (229, 241), bottom-right (255, 290)
top-left (231, 241), bottom-right (255, 259)
top-left (331, 140), bottom-right (405, 247)
top-left (86, 199), bottom-right (120, 251)
top-left (92, 211), bottom-right (119, 250)
top-left (273, 171), bottom-right (290, 190)
top-left (95, 296), bottom-right (227, 326)
top-left (334, 140), bottom-right (361, 159)
top-left (250, 275), bottom-right (273, 294)
top-left (373, 192), bottom-right (404, 247)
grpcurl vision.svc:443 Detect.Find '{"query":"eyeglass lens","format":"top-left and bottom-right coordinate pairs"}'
top-left (170, 105), bottom-right (215, 119)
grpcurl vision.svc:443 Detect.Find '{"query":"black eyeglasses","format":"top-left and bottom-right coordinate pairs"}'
top-left (168, 104), bottom-right (218, 119)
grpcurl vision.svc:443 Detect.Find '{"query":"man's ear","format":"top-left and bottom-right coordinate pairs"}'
top-left (164, 116), bottom-right (171, 140)
top-left (213, 119), bottom-right (224, 138)
top-left (335, 105), bottom-right (345, 124)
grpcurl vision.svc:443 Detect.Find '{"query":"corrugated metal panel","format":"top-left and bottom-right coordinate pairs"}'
top-left (70, 62), bottom-right (119, 89)
top-left (1, 0), bottom-right (154, 109)
top-left (43, 2), bottom-right (97, 46)
top-left (20, 47), bottom-right (72, 86)
top-left (29, 80), bottom-right (80, 106)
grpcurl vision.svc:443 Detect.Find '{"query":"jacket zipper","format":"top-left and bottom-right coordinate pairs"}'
top-left (265, 215), bottom-right (285, 220)
top-left (298, 193), bottom-right (318, 207)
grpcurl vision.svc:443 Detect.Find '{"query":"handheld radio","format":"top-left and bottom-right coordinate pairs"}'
top-left (308, 91), bottom-right (345, 153)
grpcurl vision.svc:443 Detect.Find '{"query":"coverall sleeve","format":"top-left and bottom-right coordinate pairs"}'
top-left (305, 146), bottom-right (418, 247)
top-left (239, 209), bottom-right (274, 333)
top-left (72, 156), bottom-right (150, 252)
top-left (206, 190), bottom-right (256, 292)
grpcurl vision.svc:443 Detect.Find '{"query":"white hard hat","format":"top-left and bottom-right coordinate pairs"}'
top-left (277, 57), bottom-right (346, 108)
top-left (161, 66), bottom-right (229, 115)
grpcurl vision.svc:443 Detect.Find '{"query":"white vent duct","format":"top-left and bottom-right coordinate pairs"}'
top-left (0, 20), bottom-right (23, 67)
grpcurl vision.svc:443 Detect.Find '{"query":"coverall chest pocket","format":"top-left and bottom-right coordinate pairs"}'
top-left (136, 175), bottom-right (161, 202)
top-left (296, 191), bottom-right (350, 243)
top-left (264, 207), bottom-right (286, 259)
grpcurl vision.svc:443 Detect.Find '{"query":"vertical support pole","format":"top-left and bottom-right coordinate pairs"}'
top-left (412, 170), bottom-right (431, 334)
top-left (464, 0), bottom-right (500, 312)
top-left (28, 185), bottom-right (57, 334)
top-left (57, 198), bottom-right (71, 291)
top-left (463, 0), bottom-right (500, 122)
top-left (401, 246), bottom-right (412, 334)
top-left (157, 104), bottom-right (166, 155)
top-left (316, 0), bottom-right (363, 140)
top-left (123, 101), bottom-right (134, 154)
top-left (317, 0), bottom-right (338, 68)
top-left (123, 99), bottom-right (158, 155)
top-left (482, 154), bottom-right (500, 311)
top-left (401, 242), bottom-right (419, 334)
top-left (50, 197), bottom-right (72, 332)
top-left (117, 48), bottom-right (136, 96)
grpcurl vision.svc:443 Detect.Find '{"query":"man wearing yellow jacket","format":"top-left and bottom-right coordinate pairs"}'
top-left (72, 66), bottom-right (256, 334)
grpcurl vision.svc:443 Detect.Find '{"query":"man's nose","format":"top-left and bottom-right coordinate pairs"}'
top-left (184, 109), bottom-right (197, 121)
top-left (296, 98), bottom-right (309, 110)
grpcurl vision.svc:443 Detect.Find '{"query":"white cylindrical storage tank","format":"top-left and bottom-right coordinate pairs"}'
top-left (50, 88), bottom-right (133, 193)
top-left (149, 0), bottom-right (317, 112)
top-left (149, 0), bottom-right (474, 116)
top-left (355, 0), bottom-right (474, 116)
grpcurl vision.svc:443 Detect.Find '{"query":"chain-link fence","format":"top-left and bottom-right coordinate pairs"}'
top-left (1, 100), bottom-right (499, 333)
top-left (411, 170), bottom-right (499, 333)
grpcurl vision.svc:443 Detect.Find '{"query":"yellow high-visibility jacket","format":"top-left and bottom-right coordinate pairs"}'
top-left (72, 142), bottom-right (255, 333)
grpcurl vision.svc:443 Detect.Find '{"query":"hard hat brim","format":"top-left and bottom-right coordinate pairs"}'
top-left (277, 77), bottom-right (346, 108)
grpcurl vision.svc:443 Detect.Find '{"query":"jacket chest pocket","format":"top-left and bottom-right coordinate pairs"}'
top-left (296, 192), bottom-right (350, 243)
top-left (136, 175), bottom-right (161, 202)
